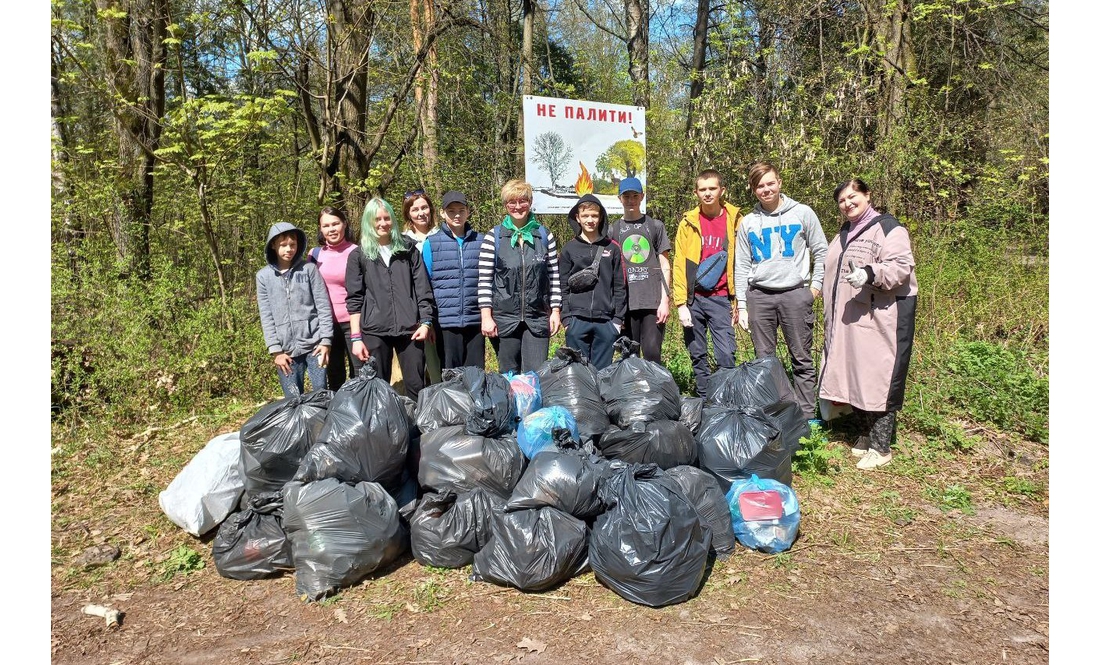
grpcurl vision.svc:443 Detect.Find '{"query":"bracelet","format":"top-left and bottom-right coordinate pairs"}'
top-left (350, 334), bottom-right (362, 341)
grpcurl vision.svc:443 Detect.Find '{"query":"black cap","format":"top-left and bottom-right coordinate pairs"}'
top-left (441, 191), bottom-right (468, 208)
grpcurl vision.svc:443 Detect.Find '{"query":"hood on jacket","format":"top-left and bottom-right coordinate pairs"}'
top-left (752, 193), bottom-right (799, 217)
top-left (265, 222), bottom-right (308, 268)
top-left (567, 193), bottom-right (609, 240)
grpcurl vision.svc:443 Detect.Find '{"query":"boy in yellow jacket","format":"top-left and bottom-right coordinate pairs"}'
top-left (672, 169), bottom-right (743, 399)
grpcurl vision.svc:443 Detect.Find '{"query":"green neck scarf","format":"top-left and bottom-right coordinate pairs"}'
top-left (502, 215), bottom-right (539, 247)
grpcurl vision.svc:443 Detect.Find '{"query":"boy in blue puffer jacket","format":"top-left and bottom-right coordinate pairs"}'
top-left (256, 222), bottom-right (333, 397)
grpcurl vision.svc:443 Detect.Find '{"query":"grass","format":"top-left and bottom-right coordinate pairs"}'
top-left (158, 544), bottom-right (206, 582)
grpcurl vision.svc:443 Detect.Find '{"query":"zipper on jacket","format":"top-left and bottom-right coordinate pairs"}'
top-left (588, 243), bottom-right (598, 316)
top-left (519, 236), bottom-right (527, 324)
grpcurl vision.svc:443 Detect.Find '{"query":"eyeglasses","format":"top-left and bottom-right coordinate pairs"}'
top-left (505, 199), bottom-right (530, 208)
top-left (404, 189), bottom-right (425, 200)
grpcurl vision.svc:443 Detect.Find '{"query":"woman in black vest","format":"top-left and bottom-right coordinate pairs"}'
top-left (476, 179), bottom-right (562, 373)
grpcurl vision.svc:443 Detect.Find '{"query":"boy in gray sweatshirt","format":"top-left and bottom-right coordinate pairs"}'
top-left (256, 222), bottom-right (333, 398)
top-left (734, 163), bottom-right (828, 421)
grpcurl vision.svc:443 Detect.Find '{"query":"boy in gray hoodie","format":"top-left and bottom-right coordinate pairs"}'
top-left (734, 163), bottom-right (828, 421)
top-left (256, 222), bottom-right (334, 398)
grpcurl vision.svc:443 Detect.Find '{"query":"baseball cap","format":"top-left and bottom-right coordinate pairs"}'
top-left (441, 191), bottom-right (468, 208)
top-left (618, 177), bottom-right (644, 195)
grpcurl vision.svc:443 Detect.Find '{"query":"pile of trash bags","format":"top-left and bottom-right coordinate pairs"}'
top-left (159, 347), bottom-right (809, 607)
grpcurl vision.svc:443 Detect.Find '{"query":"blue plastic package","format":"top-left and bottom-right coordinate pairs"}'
top-left (725, 474), bottom-right (800, 553)
top-left (505, 371), bottom-right (542, 421)
top-left (517, 406), bottom-right (579, 460)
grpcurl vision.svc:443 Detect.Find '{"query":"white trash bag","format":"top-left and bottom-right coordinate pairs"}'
top-left (158, 431), bottom-right (245, 537)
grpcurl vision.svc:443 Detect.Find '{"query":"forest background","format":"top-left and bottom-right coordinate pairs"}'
top-left (40, 0), bottom-right (1071, 653)
top-left (50, 0), bottom-right (1049, 444)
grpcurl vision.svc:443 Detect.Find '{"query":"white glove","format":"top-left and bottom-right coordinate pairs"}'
top-left (845, 259), bottom-right (870, 289)
top-left (738, 308), bottom-right (749, 331)
top-left (678, 305), bottom-right (693, 328)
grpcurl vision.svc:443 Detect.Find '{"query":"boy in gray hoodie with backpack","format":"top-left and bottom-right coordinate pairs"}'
top-left (256, 222), bottom-right (334, 398)
top-left (734, 162), bottom-right (828, 422)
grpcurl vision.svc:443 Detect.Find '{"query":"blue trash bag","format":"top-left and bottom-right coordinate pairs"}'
top-left (725, 474), bottom-right (800, 554)
top-left (504, 371), bottom-right (542, 421)
top-left (517, 406), bottom-right (580, 460)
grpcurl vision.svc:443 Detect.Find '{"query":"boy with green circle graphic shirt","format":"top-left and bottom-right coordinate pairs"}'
top-left (608, 177), bottom-right (671, 362)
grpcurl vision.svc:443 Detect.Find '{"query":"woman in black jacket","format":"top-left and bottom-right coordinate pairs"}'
top-left (346, 196), bottom-right (436, 401)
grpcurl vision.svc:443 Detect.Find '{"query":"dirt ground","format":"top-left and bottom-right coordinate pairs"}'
top-left (51, 419), bottom-right (1049, 665)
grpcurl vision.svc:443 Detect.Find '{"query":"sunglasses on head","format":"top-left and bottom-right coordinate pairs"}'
top-left (404, 189), bottom-right (426, 200)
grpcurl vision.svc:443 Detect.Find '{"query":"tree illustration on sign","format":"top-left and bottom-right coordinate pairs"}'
top-left (595, 139), bottom-right (646, 180)
top-left (531, 132), bottom-right (574, 187)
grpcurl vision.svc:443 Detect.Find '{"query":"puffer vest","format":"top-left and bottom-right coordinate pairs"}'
top-left (426, 225), bottom-right (483, 328)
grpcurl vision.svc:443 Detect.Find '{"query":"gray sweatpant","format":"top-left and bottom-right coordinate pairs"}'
top-left (746, 285), bottom-right (817, 420)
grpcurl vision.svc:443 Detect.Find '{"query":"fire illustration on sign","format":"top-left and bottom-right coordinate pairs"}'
top-left (574, 162), bottom-right (594, 195)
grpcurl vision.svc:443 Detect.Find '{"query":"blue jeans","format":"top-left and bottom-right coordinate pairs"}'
top-left (684, 295), bottom-right (737, 399)
top-left (277, 351), bottom-right (327, 398)
top-left (565, 317), bottom-right (619, 370)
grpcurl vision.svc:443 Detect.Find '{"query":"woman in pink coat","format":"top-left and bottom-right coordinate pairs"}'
top-left (819, 179), bottom-right (918, 470)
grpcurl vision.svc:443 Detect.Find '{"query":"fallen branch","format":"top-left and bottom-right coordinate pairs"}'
top-left (82, 604), bottom-right (123, 628)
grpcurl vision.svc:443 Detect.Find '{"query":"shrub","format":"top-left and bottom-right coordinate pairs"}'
top-left (944, 341), bottom-right (1048, 442)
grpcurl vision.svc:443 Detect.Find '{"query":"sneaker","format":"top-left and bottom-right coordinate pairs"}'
top-left (807, 419), bottom-right (824, 429)
top-left (856, 448), bottom-right (893, 470)
top-left (851, 435), bottom-right (871, 458)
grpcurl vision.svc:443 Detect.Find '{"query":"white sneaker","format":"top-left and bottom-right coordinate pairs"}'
top-left (857, 449), bottom-right (893, 470)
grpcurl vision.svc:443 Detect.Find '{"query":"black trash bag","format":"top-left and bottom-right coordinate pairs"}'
top-left (536, 347), bottom-right (610, 440)
top-left (763, 400), bottom-right (809, 460)
top-left (416, 369), bottom-right (475, 431)
top-left (282, 478), bottom-right (408, 601)
top-left (471, 505), bottom-right (590, 592)
top-left (293, 359), bottom-right (409, 493)
top-left (212, 491), bottom-right (294, 580)
top-left (462, 369), bottom-right (517, 437)
top-left (589, 463), bottom-right (711, 607)
top-left (696, 406), bottom-right (792, 490)
top-left (239, 390), bottom-right (332, 498)
top-left (410, 489), bottom-right (503, 568)
top-left (598, 419), bottom-right (697, 469)
top-left (418, 425), bottom-right (527, 498)
top-left (392, 470), bottom-right (420, 522)
top-left (397, 394), bottom-right (423, 500)
top-left (680, 397), bottom-right (706, 434)
top-left (654, 466), bottom-right (737, 558)
top-left (706, 356), bottom-right (798, 408)
top-left (504, 444), bottom-right (606, 520)
top-left (598, 338), bottom-right (682, 427)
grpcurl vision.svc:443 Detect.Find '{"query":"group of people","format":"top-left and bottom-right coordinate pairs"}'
top-left (255, 164), bottom-right (918, 470)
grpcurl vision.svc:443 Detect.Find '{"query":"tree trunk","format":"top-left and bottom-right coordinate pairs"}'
top-left (685, 0), bottom-right (710, 177)
top-left (411, 0), bottom-right (440, 196)
top-left (872, 0), bottom-right (913, 146)
top-left (518, 0), bottom-right (535, 174)
top-left (94, 0), bottom-right (167, 281)
top-left (624, 0), bottom-right (650, 108)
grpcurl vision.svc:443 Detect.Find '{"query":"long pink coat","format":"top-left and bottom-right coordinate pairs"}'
top-left (819, 214), bottom-right (918, 413)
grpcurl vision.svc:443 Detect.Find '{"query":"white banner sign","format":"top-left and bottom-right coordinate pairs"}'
top-left (523, 95), bottom-right (646, 215)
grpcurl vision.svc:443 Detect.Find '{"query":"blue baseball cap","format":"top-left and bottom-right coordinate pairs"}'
top-left (618, 177), bottom-right (644, 195)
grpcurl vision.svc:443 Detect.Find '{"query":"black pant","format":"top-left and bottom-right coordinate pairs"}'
top-left (491, 322), bottom-right (550, 374)
top-left (624, 309), bottom-right (665, 362)
top-left (353, 334), bottom-right (426, 402)
top-left (439, 325), bottom-right (486, 369)
top-left (326, 320), bottom-right (357, 392)
top-left (855, 408), bottom-right (897, 453)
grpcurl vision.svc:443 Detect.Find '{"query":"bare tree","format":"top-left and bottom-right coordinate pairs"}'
top-left (531, 132), bottom-right (574, 188)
